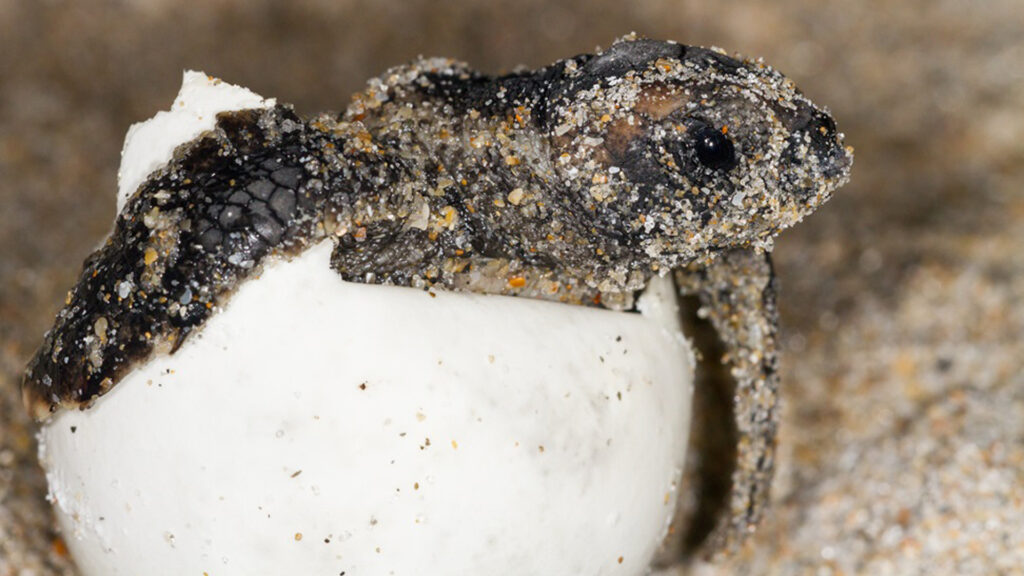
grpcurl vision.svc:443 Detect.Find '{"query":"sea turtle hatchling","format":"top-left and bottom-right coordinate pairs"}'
top-left (23, 35), bottom-right (852, 554)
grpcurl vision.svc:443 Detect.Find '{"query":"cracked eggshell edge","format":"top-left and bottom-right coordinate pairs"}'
top-left (116, 70), bottom-right (275, 214)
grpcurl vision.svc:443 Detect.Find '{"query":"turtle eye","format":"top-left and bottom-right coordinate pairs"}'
top-left (692, 125), bottom-right (736, 171)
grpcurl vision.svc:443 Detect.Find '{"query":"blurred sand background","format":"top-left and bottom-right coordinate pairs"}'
top-left (1, 0), bottom-right (1022, 574)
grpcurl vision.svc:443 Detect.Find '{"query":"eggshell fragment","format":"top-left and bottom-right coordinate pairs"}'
top-left (116, 70), bottom-right (275, 214)
top-left (38, 72), bottom-right (695, 576)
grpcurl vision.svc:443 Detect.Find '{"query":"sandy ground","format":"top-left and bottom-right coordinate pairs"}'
top-left (1, 0), bottom-right (1022, 574)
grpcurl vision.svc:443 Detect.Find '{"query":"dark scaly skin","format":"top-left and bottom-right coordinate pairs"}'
top-left (22, 36), bottom-right (852, 555)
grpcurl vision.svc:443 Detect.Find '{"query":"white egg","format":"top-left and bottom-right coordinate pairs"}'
top-left (37, 73), bottom-right (695, 576)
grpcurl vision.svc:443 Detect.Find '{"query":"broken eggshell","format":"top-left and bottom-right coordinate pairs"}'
top-left (37, 72), bottom-right (695, 576)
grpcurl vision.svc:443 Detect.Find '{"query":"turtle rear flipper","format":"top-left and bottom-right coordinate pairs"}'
top-left (673, 249), bottom-right (780, 557)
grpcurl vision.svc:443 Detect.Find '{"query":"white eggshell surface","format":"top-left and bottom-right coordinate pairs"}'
top-left (38, 73), bottom-right (695, 576)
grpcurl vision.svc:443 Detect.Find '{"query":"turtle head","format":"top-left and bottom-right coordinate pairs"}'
top-left (544, 36), bottom-right (852, 265)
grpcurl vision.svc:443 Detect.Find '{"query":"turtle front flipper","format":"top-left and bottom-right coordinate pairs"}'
top-left (21, 105), bottom-right (329, 420)
top-left (674, 248), bottom-right (780, 557)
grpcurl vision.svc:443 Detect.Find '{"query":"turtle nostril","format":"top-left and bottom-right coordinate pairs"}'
top-left (789, 105), bottom-right (835, 136)
top-left (810, 111), bottom-right (836, 137)
top-left (794, 108), bottom-right (839, 151)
